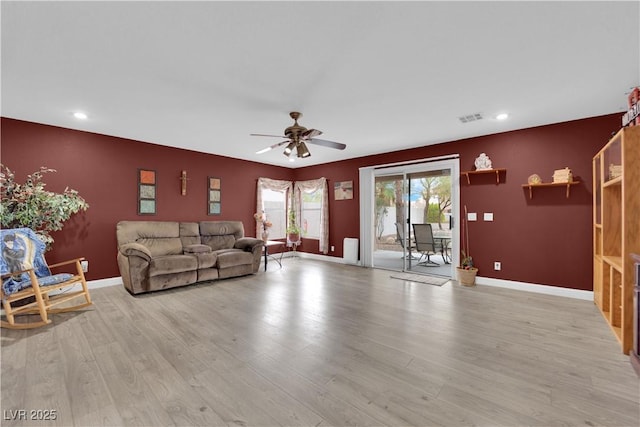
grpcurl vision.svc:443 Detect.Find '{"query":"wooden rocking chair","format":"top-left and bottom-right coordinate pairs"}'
top-left (1, 228), bottom-right (92, 329)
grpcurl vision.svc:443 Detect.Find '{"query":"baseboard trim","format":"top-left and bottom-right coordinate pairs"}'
top-left (475, 276), bottom-right (593, 300)
top-left (87, 277), bottom-right (122, 289)
top-left (295, 251), bottom-right (361, 266)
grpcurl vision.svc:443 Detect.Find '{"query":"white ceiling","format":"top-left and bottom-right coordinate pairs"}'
top-left (2, 1), bottom-right (639, 168)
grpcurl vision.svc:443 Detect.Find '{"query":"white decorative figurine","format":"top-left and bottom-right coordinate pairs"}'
top-left (474, 153), bottom-right (493, 170)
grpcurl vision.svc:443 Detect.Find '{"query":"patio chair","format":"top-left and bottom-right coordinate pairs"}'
top-left (412, 223), bottom-right (443, 267)
top-left (395, 222), bottom-right (418, 260)
top-left (1, 227), bottom-right (92, 329)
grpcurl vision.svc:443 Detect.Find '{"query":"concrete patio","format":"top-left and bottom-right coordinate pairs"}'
top-left (373, 235), bottom-right (453, 278)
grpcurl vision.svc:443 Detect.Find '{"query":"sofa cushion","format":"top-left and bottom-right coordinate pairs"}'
top-left (183, 244), bottom-right (211, 254)
top-left (195, 252), bottom-right (217, 269)
top-left (180, 222), bottom-right (201, 247)
top-left (149, 255), bottom-right (198, 277)
top-left (202, 235), bottom-right (236, 251)
top-left (197, 268), bottom-right (219, 282)
top-left (199, 221), bottom-right (244, 239)
top-left (199, 221), bottom-right (245, 251)
top-left (116, 221), bottom-right (183, 257)
top-left (117, 221), bottom-right (180, 244)
top-left (149, 270), bottom-right (197, 290)
top-left (216, 250), bottom-right (253, 269)
top-left (138, 237), bottom-right (183, 257)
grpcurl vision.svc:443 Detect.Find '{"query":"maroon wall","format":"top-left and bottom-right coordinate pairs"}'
top-left (1, 113), bottom-right (621, 290)
top-left (296, 113), bottom-right (621, 290)
top-left (1, 118), bottom-right (292, 280)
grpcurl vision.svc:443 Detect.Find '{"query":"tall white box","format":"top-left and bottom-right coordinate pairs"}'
top-left (343, 238), bottom-right (359, 264)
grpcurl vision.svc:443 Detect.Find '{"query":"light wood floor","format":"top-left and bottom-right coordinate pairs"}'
top-left (2, 259), bottom-right (639, 426)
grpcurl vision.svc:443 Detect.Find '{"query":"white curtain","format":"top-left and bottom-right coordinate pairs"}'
top-left (294, 177), bottom-right (329, 254)
top-left (256, 177), bottom-right (292, 238)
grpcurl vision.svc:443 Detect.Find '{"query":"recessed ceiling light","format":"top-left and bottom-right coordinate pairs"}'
top-left (73, 112), bottom-right (88, 120)
top-left (496, 113), bottom-right (509, 120)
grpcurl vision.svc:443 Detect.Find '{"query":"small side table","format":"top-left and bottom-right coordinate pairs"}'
top-left (263, 240), bottom-right (285, 271)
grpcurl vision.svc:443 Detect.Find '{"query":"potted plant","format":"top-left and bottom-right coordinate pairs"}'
top-left (0, 165), bottom-right (89, 248)
top-left (286, 207), bottom-right (301, 243)
top-left (457, 205), bottom-right (478, 286)
top-left (457, 250), bottom-right (478, 286)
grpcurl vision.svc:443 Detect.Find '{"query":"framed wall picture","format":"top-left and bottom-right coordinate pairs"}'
top-left (138, 169), bottom-right (156, 215)
top-left (208, 176), bottom-right (221, 215)
top-left (334, 180), bottom-right (353, 200)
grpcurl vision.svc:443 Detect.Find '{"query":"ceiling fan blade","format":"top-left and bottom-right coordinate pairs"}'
top-left (250, 133), bottom-right (287, 138)
top-left (302, 128), bottom-right (322, 139)
top-left (307, 138), bottom-right (347, 150)
top-left (256, 140), bottom-right (289, 154)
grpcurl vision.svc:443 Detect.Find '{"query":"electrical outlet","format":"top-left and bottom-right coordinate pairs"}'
top-left (331, 245), bottom-right (335, 252)
top-left (81, 260), bottom-right (89, 273)
top-left (494, 261), bottom-right (501, 271)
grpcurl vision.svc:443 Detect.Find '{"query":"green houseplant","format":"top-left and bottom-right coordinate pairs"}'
top-left (286, 205), bottom-right (301, 242)
top-left (0, 165), bottom-right (89, 248)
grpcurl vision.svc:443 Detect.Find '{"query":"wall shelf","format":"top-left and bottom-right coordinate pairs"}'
top-left (603, 176), bottom-right (622, 188)
top-left (461, 168), bottom-right (506, 184)
top-left (603, 255), bottom-right (624, 272)
top-left (521, 181), bottom-right (579, 199)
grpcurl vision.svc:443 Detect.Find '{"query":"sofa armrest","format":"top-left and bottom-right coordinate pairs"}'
top-left (119, 242), bottom-right (152, 261)
top-left (234, 237), bottom-right (264, 252)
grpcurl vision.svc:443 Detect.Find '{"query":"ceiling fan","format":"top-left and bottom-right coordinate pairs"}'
top-left (252, 112), bottom-right (346, 158)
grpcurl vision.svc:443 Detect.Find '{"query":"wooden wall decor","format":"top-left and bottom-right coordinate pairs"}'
top-left (138, 169), bottom-right (156, 215)
top-left (179, 170), bottom-right (188, 196)
top-left (208, 177), bottom-right (221, 215)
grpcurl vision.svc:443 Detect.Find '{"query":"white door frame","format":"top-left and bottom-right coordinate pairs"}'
top-left (359, 155), bottom-right (460, 272)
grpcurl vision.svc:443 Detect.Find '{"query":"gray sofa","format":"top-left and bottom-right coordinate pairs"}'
top-left (116, 220), bottom-right (264, 295)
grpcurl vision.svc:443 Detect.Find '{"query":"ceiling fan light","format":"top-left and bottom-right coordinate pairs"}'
top-left (283, 141), bottom-right (296, 155)
top-left (297, 142), bottom-right (311, 158)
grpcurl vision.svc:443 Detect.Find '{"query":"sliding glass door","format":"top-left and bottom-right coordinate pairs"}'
top-left (362, 157), bottom-right (459, 277)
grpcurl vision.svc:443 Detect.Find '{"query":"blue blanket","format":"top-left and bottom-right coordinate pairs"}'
top-left (1, 228), bottom-right (52, 295)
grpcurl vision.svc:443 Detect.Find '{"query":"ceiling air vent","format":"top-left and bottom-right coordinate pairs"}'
top-left (458, 113), bottom-right (483, 123)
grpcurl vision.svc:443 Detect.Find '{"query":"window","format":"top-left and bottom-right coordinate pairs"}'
top-left (294, 177), bottom-right (329, 253)
top-left (258, 176), bottom-right (328, 254)
top-left (301, 188), bottom-right (323, 238)
top-left (260, 189), bottom-right (287, 239)
top-left (257, 177), bottom-right (293, 239)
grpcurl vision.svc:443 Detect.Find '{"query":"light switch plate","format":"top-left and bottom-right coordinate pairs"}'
top-left (484, 212), bottom-right (494, 221)
top-left (468, 212), bottom-right (477, 221)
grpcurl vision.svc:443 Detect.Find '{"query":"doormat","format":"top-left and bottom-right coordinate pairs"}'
top-left (390, 273), bottom-right (449, 287)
